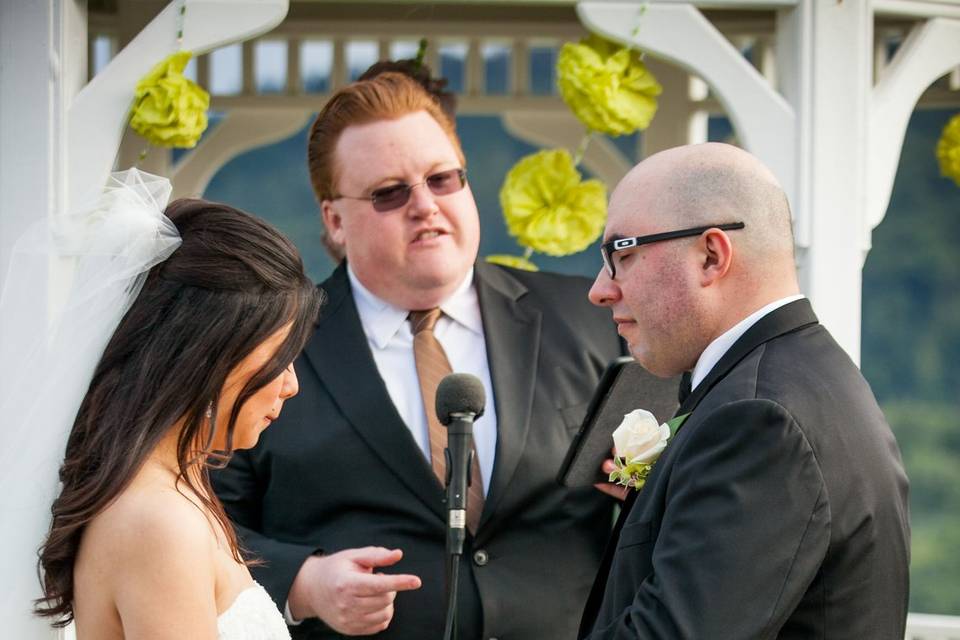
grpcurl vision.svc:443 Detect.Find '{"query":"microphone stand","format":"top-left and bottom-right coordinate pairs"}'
top-left (442, 411), bottom-right (474, 640)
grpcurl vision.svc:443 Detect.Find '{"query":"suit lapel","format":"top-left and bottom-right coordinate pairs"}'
top-left (473, 262), bottom-right (541, 529)
top-left (678, 298), bottom-right (819, 417)
top-left (302, 264), bottom-right (445, 522)
top-left (579, 487), bottom-right (638, 636)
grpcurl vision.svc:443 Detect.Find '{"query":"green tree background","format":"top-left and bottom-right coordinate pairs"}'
top-left (862, 108), bottom-right (960, 615)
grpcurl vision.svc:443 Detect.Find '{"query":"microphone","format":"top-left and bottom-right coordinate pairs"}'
top-left (435, 373), bottom-right (485, 640)
top-left (435, 373), bottom-right (485, 557)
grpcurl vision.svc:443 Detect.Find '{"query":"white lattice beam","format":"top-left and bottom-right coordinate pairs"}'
top-left (67, 0), bottom-right (289, 212)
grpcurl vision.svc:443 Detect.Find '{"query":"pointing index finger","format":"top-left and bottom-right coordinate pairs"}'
top-left (352, 571), bottom-right (422, 596)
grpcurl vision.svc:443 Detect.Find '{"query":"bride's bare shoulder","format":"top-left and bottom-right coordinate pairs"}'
top-left (79, 475), bottom-right (217, 584)
top-left (74, 475), bottom-right (223, 634)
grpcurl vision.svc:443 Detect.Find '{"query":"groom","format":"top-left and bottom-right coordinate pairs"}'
top-left (579, 143), bottom-right (910, 638)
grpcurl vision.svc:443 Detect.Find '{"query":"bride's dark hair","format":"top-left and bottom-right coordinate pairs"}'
top-left (35, 198), bottom-right (323, 625)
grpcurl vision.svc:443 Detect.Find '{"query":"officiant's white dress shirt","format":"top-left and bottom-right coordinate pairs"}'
top-left (347, 265), bottom-right (498, 494)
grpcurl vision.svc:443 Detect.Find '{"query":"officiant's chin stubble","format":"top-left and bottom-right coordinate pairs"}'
top-left (209, 323), bottom-right (299, 451)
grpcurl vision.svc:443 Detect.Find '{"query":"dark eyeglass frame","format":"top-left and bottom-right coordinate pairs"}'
top-left (333, 168), bottom-right (467, 213)
top-left (601, 221), bottom-right (746, 279)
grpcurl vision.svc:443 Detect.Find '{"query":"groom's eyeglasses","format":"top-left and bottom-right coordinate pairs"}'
top-left (600, 222), bottom-right (746, 279)
top-left (334, 168), bottom-right (467, 213)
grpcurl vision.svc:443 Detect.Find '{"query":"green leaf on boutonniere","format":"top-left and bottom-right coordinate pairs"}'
top-left (666, 413), bottom-right (691, 437)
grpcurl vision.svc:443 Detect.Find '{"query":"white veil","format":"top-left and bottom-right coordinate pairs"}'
top-left (0, 169), bottom-right (181, 630)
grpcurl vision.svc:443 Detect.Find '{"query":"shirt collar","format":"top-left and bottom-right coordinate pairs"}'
top-left (690, 294), bottom-right (805, 391)
top-left (347, 265), bottom-right (481, 349)
top-left (437, 268), bottom-right (483, 336)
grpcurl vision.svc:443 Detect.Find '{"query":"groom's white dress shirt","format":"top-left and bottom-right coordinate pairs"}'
top-left (690, 294), bottom-right (806, 392)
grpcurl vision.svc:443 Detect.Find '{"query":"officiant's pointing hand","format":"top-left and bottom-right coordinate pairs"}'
top-left (288, 547), bottom-right (420, 635)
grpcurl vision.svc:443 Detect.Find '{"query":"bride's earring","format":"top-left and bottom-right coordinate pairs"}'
top-left (205, 401), bottom-right (213, 420)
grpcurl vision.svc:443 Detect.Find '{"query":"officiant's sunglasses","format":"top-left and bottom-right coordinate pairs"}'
top-left (601, 221), bottom-right (746, 279)
top-left (334, 168), bottom-right (467, 212)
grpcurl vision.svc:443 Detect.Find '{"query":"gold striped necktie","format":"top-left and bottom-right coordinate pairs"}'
top-left (409, 308), bottom-right (485, 534)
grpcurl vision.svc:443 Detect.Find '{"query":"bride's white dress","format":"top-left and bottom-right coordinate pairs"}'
top-left (217, 582), bottom-right (290, 640)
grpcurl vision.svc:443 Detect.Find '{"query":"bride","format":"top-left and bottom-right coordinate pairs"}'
top-left (28, 172), bottom-right (321, 638)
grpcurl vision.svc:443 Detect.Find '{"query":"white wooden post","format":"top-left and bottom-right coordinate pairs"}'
top-left (777, 0), bottom-right (873, 362)
top-left (0, 1), bottom-right (86, 636)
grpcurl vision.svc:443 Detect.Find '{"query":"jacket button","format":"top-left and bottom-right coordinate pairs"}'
top-left (473, 549), bottom-right (489, 566)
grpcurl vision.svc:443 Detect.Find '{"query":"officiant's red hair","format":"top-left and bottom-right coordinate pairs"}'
top-left (306, 71), bottom-right (465, 204)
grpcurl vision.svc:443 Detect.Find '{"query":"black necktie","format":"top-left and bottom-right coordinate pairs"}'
top-left (678, 371), bottom-right (693, 406)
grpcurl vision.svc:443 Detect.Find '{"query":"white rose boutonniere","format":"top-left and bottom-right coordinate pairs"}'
top-left (609, 409), bottom-right (690, 491)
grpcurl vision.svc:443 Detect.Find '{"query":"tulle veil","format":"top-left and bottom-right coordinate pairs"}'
top-left (0, 169), bottom-right (181, 624)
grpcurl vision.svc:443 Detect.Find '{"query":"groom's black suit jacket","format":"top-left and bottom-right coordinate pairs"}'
top-left (214, 261), bottom-right (633, 639)
top-left (579, 299), bottom-right (910, 639)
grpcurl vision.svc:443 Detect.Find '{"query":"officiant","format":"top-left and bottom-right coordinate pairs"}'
top-left (212, 70), bottom-right (638, 639)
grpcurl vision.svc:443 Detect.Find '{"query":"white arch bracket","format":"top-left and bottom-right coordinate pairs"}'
top-left (576, 1), bottom-right (797, 207)
top-left (869, 17), bottom-right (960, 229)
top-left (67, 0), bottom-right (289, 211)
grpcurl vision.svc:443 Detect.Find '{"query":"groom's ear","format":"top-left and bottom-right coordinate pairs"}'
top-left (321, 200), bottom-right (346, 246)
top-left (696, 228), bottom-right (734, 287)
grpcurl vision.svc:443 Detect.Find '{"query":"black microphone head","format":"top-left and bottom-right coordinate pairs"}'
top-left (436, 373), bottom-right (486, 425)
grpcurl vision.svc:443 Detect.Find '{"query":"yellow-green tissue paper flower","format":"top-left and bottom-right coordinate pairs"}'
top-left (557, 35), bottom-right (662, 136)
top-left (936, 113), bottom-right (960, 187)
top-left (499, 149), bottom-right (606, 257)
top-left (129, 51), bottom-right (209, 148)
top-left (485, 254), bottom-right (539, 271)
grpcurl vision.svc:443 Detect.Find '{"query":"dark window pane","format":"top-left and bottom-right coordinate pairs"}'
top-left (483, 43), bottom-right (510, 95)
top-left (346, 41), bottom-right (378, 82)
top-left (529, 45), bottom-right (557, 96)
top-left (256, 40), bottom-right (287, 94)
top-left (301, 40), bottom-right (332, 93)
top-left (440, 43), bottom-right (468, 94)
top-left (210, 44), bottom-right (243, 96)
top-left (390, 40), bottom-right (420, 62)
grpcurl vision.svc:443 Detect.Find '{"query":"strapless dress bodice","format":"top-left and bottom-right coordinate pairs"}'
top-left (217, 582), bottom-right (290, 640)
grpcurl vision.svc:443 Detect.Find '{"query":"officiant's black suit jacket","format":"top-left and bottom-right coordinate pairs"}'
top-left (213, 261), bottom-right (635, 640)
top-left (579, 299), bottom-right (910, 639)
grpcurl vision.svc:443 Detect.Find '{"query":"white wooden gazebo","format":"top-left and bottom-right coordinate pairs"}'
top-left (1, 0), bottom-right (959, 637)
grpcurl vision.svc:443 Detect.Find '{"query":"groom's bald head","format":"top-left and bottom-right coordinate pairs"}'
top-left (589, 143), bottom-right (801, 376)
top-left (618, 142), bottom-right (795, 272)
